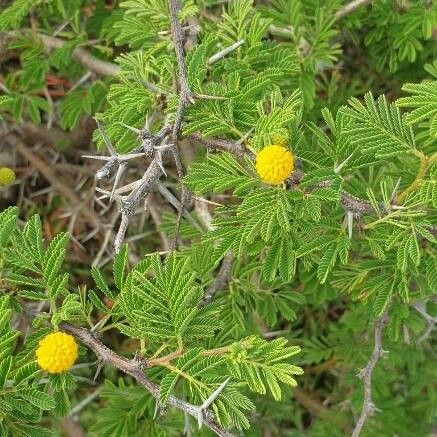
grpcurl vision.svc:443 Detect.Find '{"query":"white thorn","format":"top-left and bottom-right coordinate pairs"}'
top-left (113, 180), bottom-right (143, 195)
top-left (110, 163), bottom-right (127, 202)
top-left (201, 377), bottom-right (230, 411)
top-left (156, 151), bottom-right (167, 177)
top-left (208, 40), bottom-right (245, 65)
top-left (82, 155), bottom-right (112, 161)
top-left (390, 177), bottom-right (402, 202)
top-left (196, 377), bottom-right (230, 428)
top-left (95, 119), bottom-right (116, 155)
top-left (154, 143), bottom-right (174, 150)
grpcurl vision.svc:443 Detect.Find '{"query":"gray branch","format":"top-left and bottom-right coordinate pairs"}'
top-left (203, 252), bottom-right (234, 305)
top-left (190, 133), bottom-right (376, 216)
top-left (59, 322), bottom-right (235, 437)
top-left (168, 0), bottom-right (195, 249)
top-left (351, 312), bottom-right (388, 437)
top-left (188, 133), bottom-right (248, 158)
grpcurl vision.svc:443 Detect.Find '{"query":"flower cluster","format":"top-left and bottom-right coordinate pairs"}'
top-left (255, 145), bottom-right (294, 185)
top-left (36, 332), bottom-right (78, 373)
top-left (0, 167), bottom-right (16, 186)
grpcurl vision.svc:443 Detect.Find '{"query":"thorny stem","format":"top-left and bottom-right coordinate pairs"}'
top-left (59, 322), bottom-right (235, 437)
top-left (168, 0), bottom-right (194, 249)
top-left (351, 312), bottom-right (389, 437)
top-left (202, 253), bottom-right (234, 305)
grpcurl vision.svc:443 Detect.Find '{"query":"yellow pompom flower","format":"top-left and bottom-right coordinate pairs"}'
top-left (255, 145), bottom-right (294, 185)
top-left (0, 167), bottom-right (16, 186)
top-left (36, 332), bottom-right (78, 373)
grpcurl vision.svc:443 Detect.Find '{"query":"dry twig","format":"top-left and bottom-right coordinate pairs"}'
top-left (203, 253), bottom-right (234, 304)
top-left (351, 312), bottom-right (388, 437)
top-left (167, 0), bottom-right (195, 249)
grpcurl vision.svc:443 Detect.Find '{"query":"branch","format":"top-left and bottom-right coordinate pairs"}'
top-left (190, 133), bottom-right (375, 216)
top-left (335, 0), bottom-right (373, 20)
top-left (0, 31), bottom-right (119, 76)
top-left (293, 387), bottom-right (351, 433)
top-left (351, 312), bottom-right (388, 437)
top-left (168, 0), bottom-right (195, 248)
top-left (168, 0), bottom-right (194, 111)
top-left (188, 133), bottom-right (248, 158)
top-left (203, 252), bottom-right (234, 304)
top-left (340, 191), bottom-right (374, 214)
top-left (59, 322), bottom-right (235, 437)
top-left (91, 124), bottom-right (171, 252)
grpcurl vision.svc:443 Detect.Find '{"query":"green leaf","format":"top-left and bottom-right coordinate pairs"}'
top-left (91, 267), bottom-right (115, 298)
top-left (317, 244), bottom-right (337, 284)
top-left (0, 356), bottom-right (13, 389)
top-left (13, 361), bottom-right (40, 386)
top-left (17, 387), bottom-right (56, 410)
top-left (43, 232), bottom-right (69, 286)
top-left (113, 244), bottom-right (128, 290)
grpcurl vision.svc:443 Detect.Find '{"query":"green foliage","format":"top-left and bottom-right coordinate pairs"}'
top-left (0, 295), bottom-right (56, 437)
top-left (1, 0), bottom-right (436, 436)
top-left (118, 252), bottom-right (223, 341)
top-left (1, 209), bottom-right (303, 433)
top-left (0, 0), bottom-right (41, 30)
top-left (397, 80), bottom-right (437, 139)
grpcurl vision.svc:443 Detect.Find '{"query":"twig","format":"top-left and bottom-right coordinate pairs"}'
top-left (59, 322), bottom-right (235, 437)
top-left (335, 0), bottom-right (373, 20)
top-left (168, 0), bottom-right (195, 249)
top-left (203, 253), bottom-right (234, 304)
top-left (351, 312), bottom-right (389, 437)
top-left (190, 132), bottom-right (375, 215)
top-left (91, 124), bottom-right (171, 252)
top-left (293, 387), bottom-right (351, 433)
top-left (188, 133), bottom-right (247, 158)
top-left (168, 0), bottom-right (194, 110)
top-left (340, 191), bottom-right (374, 214)
top-left (395, 152), bottom-right (437, 204)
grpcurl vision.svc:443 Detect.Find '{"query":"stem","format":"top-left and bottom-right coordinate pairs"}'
top-left (396, 153), bottom-right (436, 204)
top-left (59, 322), bottom-right (235, 437)
top-left (351, 312), bottom-right (388, 437)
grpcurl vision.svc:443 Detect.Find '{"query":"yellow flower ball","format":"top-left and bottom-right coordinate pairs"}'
top-left (0, 167), bottom-right (16, 186)
top-left (255, 145), bottom-right (294, 185)
top-left (36, 332), bottom-right (78, 373)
